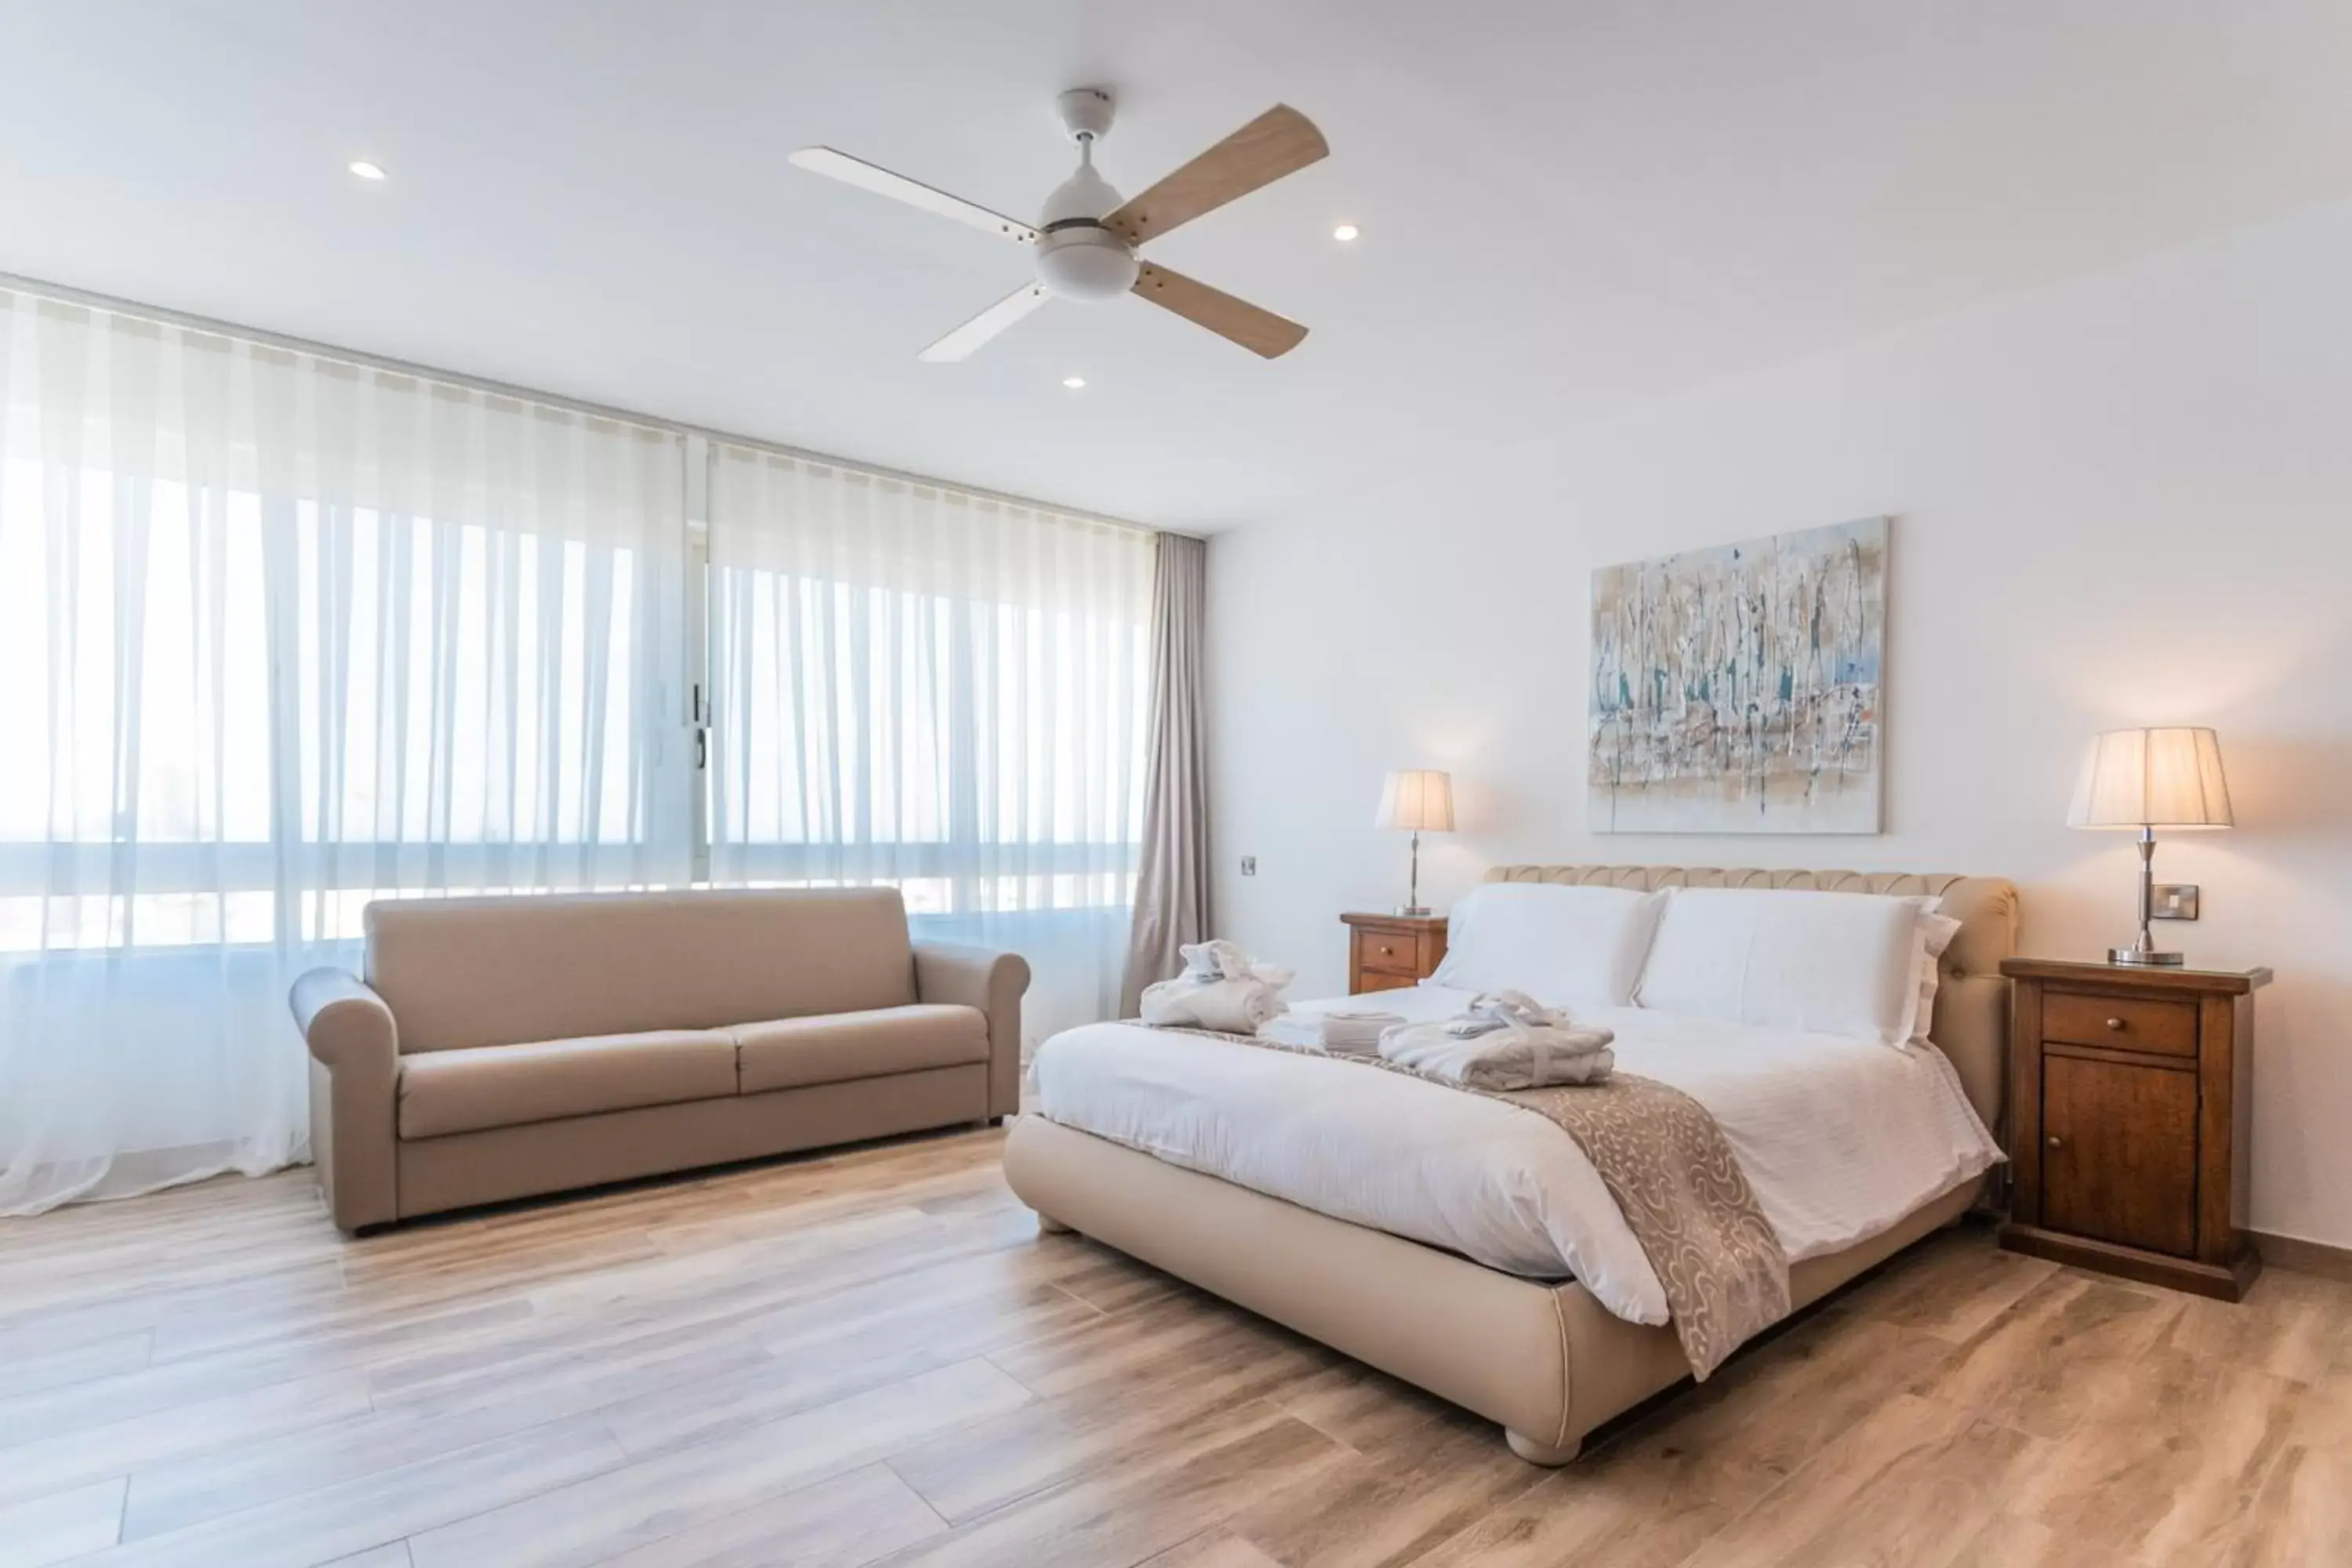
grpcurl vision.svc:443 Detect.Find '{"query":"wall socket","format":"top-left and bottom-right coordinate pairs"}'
top-left (1240, 855), bottom-right (1257, 877)
top-left (2151, 884), bottom-right (2200, 920)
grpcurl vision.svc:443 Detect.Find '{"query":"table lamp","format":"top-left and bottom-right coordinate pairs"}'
top-left (2067, 727), bottom-right (2233, 966)
top-left (1375, 769), bottom-right (1454, 917)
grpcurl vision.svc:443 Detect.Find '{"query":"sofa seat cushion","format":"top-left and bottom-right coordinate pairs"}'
top-left (397, 1029), bottom-right (739, 1140)
top-left (734, 1004), bottom-right (989, 1094)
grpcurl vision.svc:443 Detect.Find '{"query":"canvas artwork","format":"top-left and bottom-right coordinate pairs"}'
top-left (1588, 516), bottom-right (1886, 834)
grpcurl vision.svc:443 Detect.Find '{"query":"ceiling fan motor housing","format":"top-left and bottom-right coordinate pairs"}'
top-left (1035, 161), bottom-right (1138, 302)
top-left (1035, 225), bottom-right (1139, 303)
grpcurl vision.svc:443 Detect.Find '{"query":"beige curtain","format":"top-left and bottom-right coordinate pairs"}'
top-left (1121, 532), bottom-right (1211, 1014)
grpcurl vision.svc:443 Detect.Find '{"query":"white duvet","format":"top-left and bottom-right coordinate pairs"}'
top-left (1029, 984), bottom-right (2002, 1327)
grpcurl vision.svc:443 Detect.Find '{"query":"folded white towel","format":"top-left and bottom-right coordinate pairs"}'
top-left (1315, 1008), bottom-right (1404, 1057)
top-left (1378, 989), bottom-right (1615, 1091)
top-left (1141, 940), bottom-right (1294, 1033)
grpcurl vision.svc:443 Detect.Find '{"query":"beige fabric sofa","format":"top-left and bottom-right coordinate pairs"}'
top-left (292, 887), bottom-right (1027, 1233)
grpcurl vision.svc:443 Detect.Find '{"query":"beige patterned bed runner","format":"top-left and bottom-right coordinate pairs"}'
top-left (1160, 1026), bottom-right (1790, 1378)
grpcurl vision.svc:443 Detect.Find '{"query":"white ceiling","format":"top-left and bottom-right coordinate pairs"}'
top-left (8, 1), bottom-right (2352, 528)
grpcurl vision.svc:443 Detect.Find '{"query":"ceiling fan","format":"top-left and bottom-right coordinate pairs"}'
top-left (789, 89), bottom-right (1329, 362)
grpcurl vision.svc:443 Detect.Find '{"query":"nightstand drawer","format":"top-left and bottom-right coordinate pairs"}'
top-left (1357, 929), bottom-right (1428, 975)
top-left (1342, 912), bottom-right (1447, 996)
top-left (2043, 989), bottom-right (2197, 1057)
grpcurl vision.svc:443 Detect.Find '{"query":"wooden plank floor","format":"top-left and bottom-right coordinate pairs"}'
top-left (3, 1123), bottom-right (2348, 1568)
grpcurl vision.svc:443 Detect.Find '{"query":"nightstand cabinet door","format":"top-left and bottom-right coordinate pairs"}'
top-left (2041, 1054), bottom-right (2198, 1258)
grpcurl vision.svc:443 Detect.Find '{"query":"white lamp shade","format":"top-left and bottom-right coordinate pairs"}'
top-left (2067, 728), bottom-right (2234, 829)
top-left (1375, 769), bottom-right (1454, 833)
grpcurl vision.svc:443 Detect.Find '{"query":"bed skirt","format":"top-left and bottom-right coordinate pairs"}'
top-left (1001, 1114), bottom-right (1981, 1464)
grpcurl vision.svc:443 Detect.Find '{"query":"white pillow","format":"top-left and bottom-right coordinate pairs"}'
top-left (1431, 883), bottom-right (1668, 1012)
top-left (1634, 887), bottom-right (1933, 1047)
top-left (1908, 911), bottom-right (1965, 1048)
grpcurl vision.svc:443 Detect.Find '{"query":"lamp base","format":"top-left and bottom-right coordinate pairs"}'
top-left (2109, 946), bottom-right (2185, 967)
top-left (1396, 905), bottom-right (1432, 918)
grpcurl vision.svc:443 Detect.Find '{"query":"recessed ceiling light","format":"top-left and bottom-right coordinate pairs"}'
top-left (1331, 223), bottom-right (1359, 241)
top-left (348, 160), bottom-right (387, 181)
top-left (1062, 376), bottom-right (1087, 390)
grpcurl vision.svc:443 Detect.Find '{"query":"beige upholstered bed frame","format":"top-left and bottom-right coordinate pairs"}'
top-left (1002, 866), bottom-right (2020, 1465)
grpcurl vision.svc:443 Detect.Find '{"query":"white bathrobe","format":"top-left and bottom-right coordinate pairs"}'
top-left (1139, 939), bottom-right (1294, 1033)
top-left (1377, 989), bottom-right (1615, 1091)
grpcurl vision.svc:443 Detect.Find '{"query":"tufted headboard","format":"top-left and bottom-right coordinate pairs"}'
top-left (1483, 865), bottom-right (2020, 1148)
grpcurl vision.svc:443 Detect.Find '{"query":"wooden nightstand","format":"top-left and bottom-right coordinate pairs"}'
top-left (1999, 956), bottom-right (2270, 1300)
top-left (1341, 913), bottom-right (1448, 994)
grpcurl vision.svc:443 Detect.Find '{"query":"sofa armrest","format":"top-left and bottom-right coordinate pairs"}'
top-left (290, 968), bottom-right (400, 1233)
top-left (913, 942), bottom-right (1031, 1119)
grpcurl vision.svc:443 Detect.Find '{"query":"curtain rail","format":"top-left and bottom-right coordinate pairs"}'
top-left (0, 268), bottom-right (1174, 540)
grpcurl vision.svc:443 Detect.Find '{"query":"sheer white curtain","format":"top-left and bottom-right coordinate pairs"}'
top-left (0, 291), bottom-right (689, 1214)
top-left (706, 446), bottom-right (1152, 1041)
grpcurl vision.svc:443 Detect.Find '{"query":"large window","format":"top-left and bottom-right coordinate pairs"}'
top-left (0, 290), bottom-right (1149, 1214)
top-left (706, 445), bottom-right (1153, 1036)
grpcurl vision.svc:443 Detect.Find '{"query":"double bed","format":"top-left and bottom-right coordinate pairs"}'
top-left (1002, 865), bottom-right (2020, 1465)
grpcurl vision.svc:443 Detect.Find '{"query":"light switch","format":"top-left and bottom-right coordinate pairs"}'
top-left (1240, 855), bottom-right (1257, 877)
top-left (2151, 884), bottom-right (2199, 920)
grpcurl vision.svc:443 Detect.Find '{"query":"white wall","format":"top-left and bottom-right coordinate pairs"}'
top-left (1207, 195), bottom-right (2352, 1250)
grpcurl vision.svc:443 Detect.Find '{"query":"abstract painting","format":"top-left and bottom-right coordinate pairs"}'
top-left (1588, 517), bottom-right (1886, 834)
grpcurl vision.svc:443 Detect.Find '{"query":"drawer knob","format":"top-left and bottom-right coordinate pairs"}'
top-left (2048, 1135), bottom-right (2063, 1149)
top-left (2104, 1017), bottom-right (2125, 1031)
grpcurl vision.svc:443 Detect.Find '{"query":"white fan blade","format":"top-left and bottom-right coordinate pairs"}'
top-left (919, 284), bottom-right (1051, 362)
top-left (789, 147), bottom-right (1038, 244)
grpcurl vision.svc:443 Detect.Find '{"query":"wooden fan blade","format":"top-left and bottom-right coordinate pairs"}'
top-left (1131, 263), bottom-right (1306, 359)
top-left (789, 147), bottom-right (1038, 245)
top-left (1103, 105), bottom-right (1329, 246)
top-left (918, 283), bottom-right (1051, 362)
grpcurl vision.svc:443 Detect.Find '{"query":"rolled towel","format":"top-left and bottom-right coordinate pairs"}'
top-left (1177, 938), bottom-right (1294, 990)
top-left (1141, 975), bottom-right (1289, 1033)
top-left (1142, 939), bottom-right (1294, 1034)
top-left (1178, 938), bottom-right (1249, 981)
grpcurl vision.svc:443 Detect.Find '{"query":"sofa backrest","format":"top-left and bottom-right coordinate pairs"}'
top-left (365, 887), bottom-right (917, 1054)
